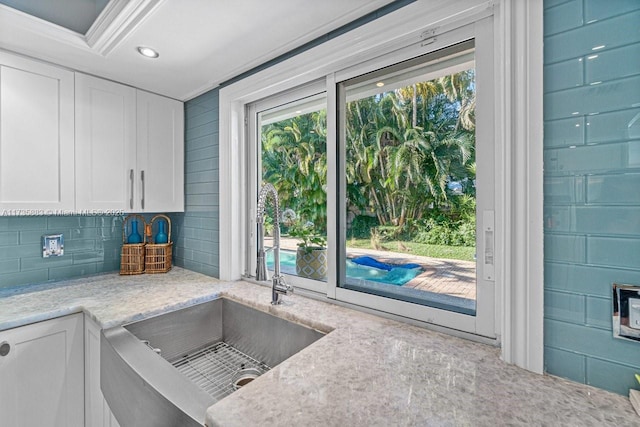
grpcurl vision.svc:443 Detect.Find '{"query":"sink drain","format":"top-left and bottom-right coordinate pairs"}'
top-left (171, 341), bottom-right (270, 401)
top-left (232, 367), bottom-right (261, 390)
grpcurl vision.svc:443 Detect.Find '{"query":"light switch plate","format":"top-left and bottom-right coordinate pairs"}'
top-left (42, 234), bottom-right (64, 258)
top-left (630, 297), bottom-right (640, 330)
top-left (613, 283), bottom-right (640, 342)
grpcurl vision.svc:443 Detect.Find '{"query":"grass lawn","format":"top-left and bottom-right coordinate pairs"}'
top-left (346, 238), bottom-right (476, 262)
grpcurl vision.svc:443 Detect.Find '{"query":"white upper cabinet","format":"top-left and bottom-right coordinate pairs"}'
top-left (75, 73), bottom-right (137, 211)
top-left (136, 90), bottom-right (184, 212)
top-left (0, 52), bottom-right (75, 212)
top-left (76, 73), bottom-right (184, 213)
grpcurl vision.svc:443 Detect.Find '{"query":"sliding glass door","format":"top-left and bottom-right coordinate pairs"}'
top-left (338, 40), bottom-right (478, 313)
top-left (247, 83), bottom-right (328, 293)
top-left (247, 18), bottom-right (496, 338)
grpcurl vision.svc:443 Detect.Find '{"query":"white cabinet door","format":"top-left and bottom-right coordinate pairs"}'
top-left (75, 73), bottom-right (136, 212)
top-left (136, 90), bottom-right (184, 212)
top-left (75, 74), bottom-right (184, 213)
top-left (0, 52), bottom-right (74, 212)
top-left (0, 314), bottom-right (84, 427)
top-left (85, 315), bottom-right (121, 427)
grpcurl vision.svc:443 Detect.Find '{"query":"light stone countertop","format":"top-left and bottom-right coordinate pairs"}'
top-left (0, 267), bottom-right (637, 426)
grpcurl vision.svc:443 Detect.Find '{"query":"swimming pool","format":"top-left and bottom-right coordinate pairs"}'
top-left (267, 250), bottom-right (421, 286)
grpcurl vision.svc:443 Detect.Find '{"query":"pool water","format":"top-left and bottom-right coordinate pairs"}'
top-left (267, 250), bottom-right (421, 286)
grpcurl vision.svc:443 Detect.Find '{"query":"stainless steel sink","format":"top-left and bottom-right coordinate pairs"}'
top-left (101, 298), bottom-right (325, 427)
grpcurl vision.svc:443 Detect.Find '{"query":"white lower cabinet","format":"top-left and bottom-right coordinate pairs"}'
top-left (85, 315), bottom-right (120, 427)
top-left (0, 314), bottom-right (84, 427)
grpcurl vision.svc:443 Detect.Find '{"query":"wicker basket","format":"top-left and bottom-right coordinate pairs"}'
top-left (120, 214), bottom-right (146, 275)
top-left (145, 214), bottom-right (172, 274)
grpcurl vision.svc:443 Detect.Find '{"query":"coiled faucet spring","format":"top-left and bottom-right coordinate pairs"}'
top-left (256, 183), bottom-right (292, 304)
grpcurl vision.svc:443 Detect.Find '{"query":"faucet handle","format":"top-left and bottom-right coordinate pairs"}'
top-left (272, 275), bottom-right (293, 295)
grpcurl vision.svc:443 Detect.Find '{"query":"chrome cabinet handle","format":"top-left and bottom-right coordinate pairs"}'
top-left (141, 170), bottom-right (145, 210)
top-left (129, 169), bottom-right (134, 209)
top-left (0, 341), bottom-right (9, 357)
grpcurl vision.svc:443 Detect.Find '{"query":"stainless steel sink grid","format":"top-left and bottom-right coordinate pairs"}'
top-left (171, 341), bottom-right (270, 401)
top-left (101, 298), bottom-right (325, 427)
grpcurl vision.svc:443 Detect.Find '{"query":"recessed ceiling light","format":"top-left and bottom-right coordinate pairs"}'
top-left (376, 82), bottom-right (385, 87)
top-left (137, 46), bottom-right (159, 58)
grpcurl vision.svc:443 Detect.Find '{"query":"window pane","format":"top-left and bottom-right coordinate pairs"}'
top-left (340, 42), bottom-right (477, 314)
top-left (259, 94), bottom-right (328, 282)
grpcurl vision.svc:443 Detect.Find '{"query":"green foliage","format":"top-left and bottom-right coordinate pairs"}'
top-left (261, 68), bottom-right (478, 252)
top-left (262, 110), bottom-right (327, 233)
top-left (347, 238), bottom-right (475, 262)
top-left (413, 218), bottom-right (475, 247)
top-left (288, 220), bottom-right (327, 253)
top-left (347, 215), bottom-right (379, 239)
top-left (344, 69), bottom-right (477, 229)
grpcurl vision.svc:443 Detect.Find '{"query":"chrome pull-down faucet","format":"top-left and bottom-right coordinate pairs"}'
top-left (256, 183), bottom-right (293, 305)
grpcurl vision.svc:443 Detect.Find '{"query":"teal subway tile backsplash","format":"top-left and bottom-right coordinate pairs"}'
top-left (544, 290), bottom-right (585, 324)
top-left (587, 237), bottom-right (640, 269)
top-left (574, 206), bottom-right (640, 235)
top-left (185, 145), bottom-right (217, 163)
top-left (545, 319), bottom-right (639, 367)
top-left (544, 234), bottom-right (586, 263)
top-left (543, 59), bottom-right (583, 93)
top-left (544, 10), bottom-right (640, 64)
top-left (585, 357), bottom-right (640, 395)
top-left (544, 141), bottom-right (640, 174)
top-left (0, 231), bottom-right (19, 246)
top-left (544, 0), bottom-right (640, 395)
top-left (586, 173), bottom-right (640, 204)
top-left (544, 75), bottom-right (640, 120)
top-left (0, 259), bottom-right (20, 274)
top-left (544, 0), bottom-right (573, 10)
top-left (0, 217), bottom-right (47, 230)
top-left (585, 296), bottom-right (611, 330)
top-left (585, 44), bottom-right (640, 84)
top-left (583, 0), bottom-right (640, 22)
top-left (586, 108), bottom-right (640, 143)
top-left (544, 176), bottom-right (584, 204)
top-left (49, 263), bottom-right (98, 281)
top-left (543, 0), bottom-right (582, 36)
top-left (2, 270), bottom-right (49, 288)
top-left (545, 262), bottom-right (640, 297)
top-left (169, 88), bottom-right (219, 278)
top-left (0, 215), bottom-right (123, 288)
top-left (20, 255), bottom-right (72, 271)
top-left (543, 117), bottom-right (584, 147)
top-left (544, 347), bottom-right (586, 384)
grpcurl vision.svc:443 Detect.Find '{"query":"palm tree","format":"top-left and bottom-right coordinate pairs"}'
top-left (262, 110), bottom-right (327, 232)
top-left (344, 68), bottom-right (475, 228)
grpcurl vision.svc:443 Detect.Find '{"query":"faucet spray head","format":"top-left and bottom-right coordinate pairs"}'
top-left (256, 222), bottom-right (269, 281)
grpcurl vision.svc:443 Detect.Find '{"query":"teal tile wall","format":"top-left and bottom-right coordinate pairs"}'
top-left (543, 0), bottom-right (640, 395)
top-left (168, 89), bottom-right (219, 277)
top-left (0, 216), bottom-right (122, 289)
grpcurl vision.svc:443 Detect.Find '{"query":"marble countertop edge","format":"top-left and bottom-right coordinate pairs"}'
top-left (1, 268), bottom-right (638, 426)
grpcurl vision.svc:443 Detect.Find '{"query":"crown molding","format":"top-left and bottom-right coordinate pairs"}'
top-left (0, 0), bottom-right (164, 57)
top-left (0, 4), bottom-right (87, 50)
top-left (85, 0), bottom-right (165, 56)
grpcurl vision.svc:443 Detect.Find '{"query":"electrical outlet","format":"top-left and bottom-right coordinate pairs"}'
top-left (42, 234), bottom-right (64, 258)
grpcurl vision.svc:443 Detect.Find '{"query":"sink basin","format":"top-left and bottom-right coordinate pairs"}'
top-left (101, 298), bottom-right (325, 427)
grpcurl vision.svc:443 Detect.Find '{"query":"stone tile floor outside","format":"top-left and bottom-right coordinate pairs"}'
top-left (279, 237), bottom-right (476, 301)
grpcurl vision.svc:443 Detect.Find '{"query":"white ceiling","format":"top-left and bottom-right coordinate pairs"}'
top-left (0, 0), bottom-right (397, 101)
